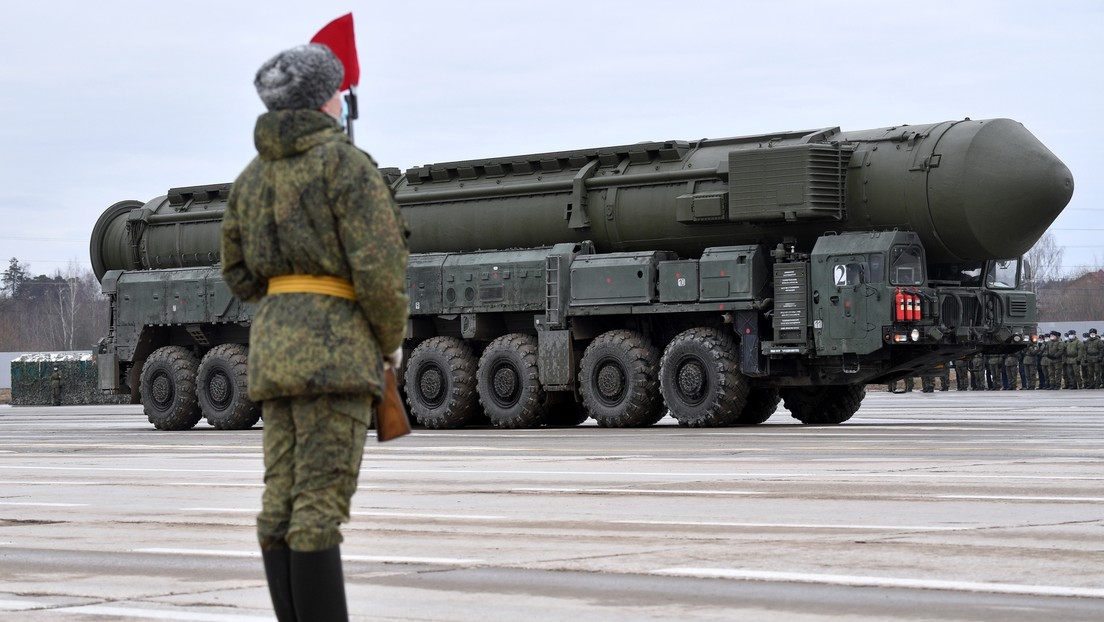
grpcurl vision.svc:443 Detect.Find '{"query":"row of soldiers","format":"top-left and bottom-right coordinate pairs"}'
top-left (888, 328), bottom-right (1104, 392)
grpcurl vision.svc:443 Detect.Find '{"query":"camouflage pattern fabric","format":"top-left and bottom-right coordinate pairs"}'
top-left (1085, 335), bottom-right (1102, 389)
top-left (257, 394), bottom-right (369, 552)
top-left (1044, 338), bottom-right (1064, 389)
top-left (221, 109), bottom-right (409, 554)
top-left (1022, 344), bottom-right (1039, 390)
top-left (1003, 354), bottom-right (1019, 390)
top-left (1064, 338), bottom-right (1083, 389)
top-left (221, 109), bottom-right (409, 404)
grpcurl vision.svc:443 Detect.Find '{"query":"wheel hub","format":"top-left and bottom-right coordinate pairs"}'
top-left (596, 362), bottom-right (625, 402)
top-left (208, 371), bottom-right (230, 407)
top-left (419, 367), bottom-right (444, 404)
top-left (677, 360), bottom-right (706, 401)
top-left (492, 366), bottom-right (519, 402)
top-left (151, 373), bottom-right (173, 406)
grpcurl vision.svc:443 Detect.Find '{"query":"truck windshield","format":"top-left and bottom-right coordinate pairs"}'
top-left (889, 244), bottom-right (924, 286)
top-left (985, 259), bottom-right (1020, 290)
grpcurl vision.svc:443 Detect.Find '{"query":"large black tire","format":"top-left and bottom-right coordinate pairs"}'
top-left (197, 344), bottom-right (260, 430)
top-left (404, 336), bottom-right (479, 429)
top-left (780, 384), bottom-right (866, 424)
top-left (140, 346), bottom-right (202, 431)
top-left (660, 327), bottom-right (749, 427)
top-left (477, 334), bottom-right (547, 428)
top-left (578, 330), bottom-right (664, 427)
top-left (735, 387), bottom-right (780, 425)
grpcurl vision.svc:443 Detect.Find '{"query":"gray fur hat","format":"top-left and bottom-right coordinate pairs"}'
top-left (254, 43), bottom-right (344, 111)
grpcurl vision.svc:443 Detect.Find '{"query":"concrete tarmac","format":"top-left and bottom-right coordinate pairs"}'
top-left (1, 390), bottom-right (1102, 621)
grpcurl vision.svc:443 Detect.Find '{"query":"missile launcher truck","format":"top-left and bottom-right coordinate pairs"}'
top-left (90, 118), bottom-right (1073, 430)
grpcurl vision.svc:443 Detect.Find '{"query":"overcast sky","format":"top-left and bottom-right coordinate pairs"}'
top-left (0, 0), bottom-right (1100, 279)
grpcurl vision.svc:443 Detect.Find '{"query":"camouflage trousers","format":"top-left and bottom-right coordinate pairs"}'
top-left (257, 394), bottom-right (370, 552)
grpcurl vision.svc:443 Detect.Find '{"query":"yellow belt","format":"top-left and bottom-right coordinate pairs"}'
top-left (267, 275), bottom-right (357, 300)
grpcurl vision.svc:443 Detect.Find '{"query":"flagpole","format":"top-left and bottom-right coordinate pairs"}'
top-left (345, 85), bottom-right (358, 144)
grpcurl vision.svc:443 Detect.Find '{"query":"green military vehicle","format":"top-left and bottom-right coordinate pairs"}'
top-left (90, 118), bottom-right (1073, 430)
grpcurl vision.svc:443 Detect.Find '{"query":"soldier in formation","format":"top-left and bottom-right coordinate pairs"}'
top-left (969, 353), bottom-right (985, 390)
top-left (985, 354), bottom-right (1003, 390)
top-left (1084, 329), bottom-right (1102, 389)
top-left (1064, 330), bottom-right (1083, 389)
top-left (919, 364), bottom-right (951, 392)
top-left (953, 358), bottom-right (971, 391)
top-left (1043, 331), bottom-right (1064, 389)
top-left (1022, 341), bottom-right (1040, 390)
top-left (1003, 352), bottom-right (1020, 390)
top-left (893, 330), bottom-right (1104, 393)
top-left (888, 376), bottom-right (915, 393)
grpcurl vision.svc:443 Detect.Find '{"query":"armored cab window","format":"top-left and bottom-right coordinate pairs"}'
top-left (985, 259), bottom-right (1020, 290)
top-left (868, 253), bottom-right (884, 283)
top-left (889, 244), bottom-right (924, 286)
top-left (832, 262), bottom-right (865, 286)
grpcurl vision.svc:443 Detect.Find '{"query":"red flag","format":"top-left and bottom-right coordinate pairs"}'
top-left (311, 13), bottom-right (359, 91)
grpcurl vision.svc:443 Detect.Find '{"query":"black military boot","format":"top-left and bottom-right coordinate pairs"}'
top-left (291, 546), bottom-right (348, 622)
top-left (261, 546), bottom-right (297, 622)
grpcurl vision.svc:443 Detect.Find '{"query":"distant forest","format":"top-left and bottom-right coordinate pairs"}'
top-left (1, 258), bottom-right (108, 352)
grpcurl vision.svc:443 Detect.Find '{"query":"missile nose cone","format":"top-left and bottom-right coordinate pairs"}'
top-left (928, 119), bottom-right (1074, 260)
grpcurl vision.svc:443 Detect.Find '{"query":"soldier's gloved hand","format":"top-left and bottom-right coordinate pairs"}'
top-left (385, 347), bottom-right (403, 371)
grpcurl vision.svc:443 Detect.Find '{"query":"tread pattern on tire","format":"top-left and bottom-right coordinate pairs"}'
top-left (660, 327), bottom-right (749, 427)
top-left (578, 330), bottom-right (664, 428)
top-left (405, 336), bottom-right (478, 429)
top-left (141, 346), bottom-right (202, 431)
top-left (781, 384), bottom-right (865, 424)
top-left (198, 343), bottom-right (260, 430)
top-left (735, 387), bottom-right (779, 425)
top-left (477, 333), bottom-right (547, 428)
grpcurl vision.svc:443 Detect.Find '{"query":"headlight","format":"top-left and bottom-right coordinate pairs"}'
top-left (910, 329), bottom-right (920, 342)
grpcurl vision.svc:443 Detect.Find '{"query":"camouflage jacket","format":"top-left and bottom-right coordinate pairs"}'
top-left (222, 110), bottom-right (409, 410)
top-left (1064, 339), bottom-right (1083, 364)
top-left (1044, 340), bottom-right (1064, 360)
top-left (1084, 336), bottom-right (1103, 361)
top-left (1023, 344), bottom-right (1040, 366)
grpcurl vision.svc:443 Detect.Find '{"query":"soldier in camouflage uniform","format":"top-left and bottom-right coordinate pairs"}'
top-left (1064, 330), bottom-right (1082, 389)
top-left (953, 358), bottom-right (970, 391)
top-left (969, 353), bottom-right (984, 390)
top-left (221, 44), bottom-right (409, 622)
top-left (50, 367), bottom-right (62, 406)
top-left (1003, 351), bottom-right (1019, 390)
top-left (1085, 329), bottom-right (1103, 389)
top-left (1022, 341), bottom-right (1040, 390)
top-left (888, 376), bottom-right (914, 393)
top-left (985, 353), bottom-right (1003, 390)
top-left (1043, 331), bottom-right (1063, 389)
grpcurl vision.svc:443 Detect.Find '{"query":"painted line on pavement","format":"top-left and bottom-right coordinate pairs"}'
top-left (618, 520), bottom-right (962, 531)
top-left (0, 501), bottom-right (87, 507)
top-left (652, 567), bottom-right (1104, 599)
top-left (512, 487), bottom-right (762, 496)
top-left (135, 547), bottom-right (484, 565)
top-left (180, 507), bottom-right (505, 521)
top-left (937, 494), bottom-right (1104, 502)
top-left (60, 604), bottom-right (272, 621)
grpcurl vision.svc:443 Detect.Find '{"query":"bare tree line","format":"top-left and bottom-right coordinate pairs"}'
top-left (0, 258), bottom-right (109, 352)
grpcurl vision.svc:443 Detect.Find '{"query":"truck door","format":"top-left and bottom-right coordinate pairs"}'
top-left (812, 254), bottom-right (881, 355)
